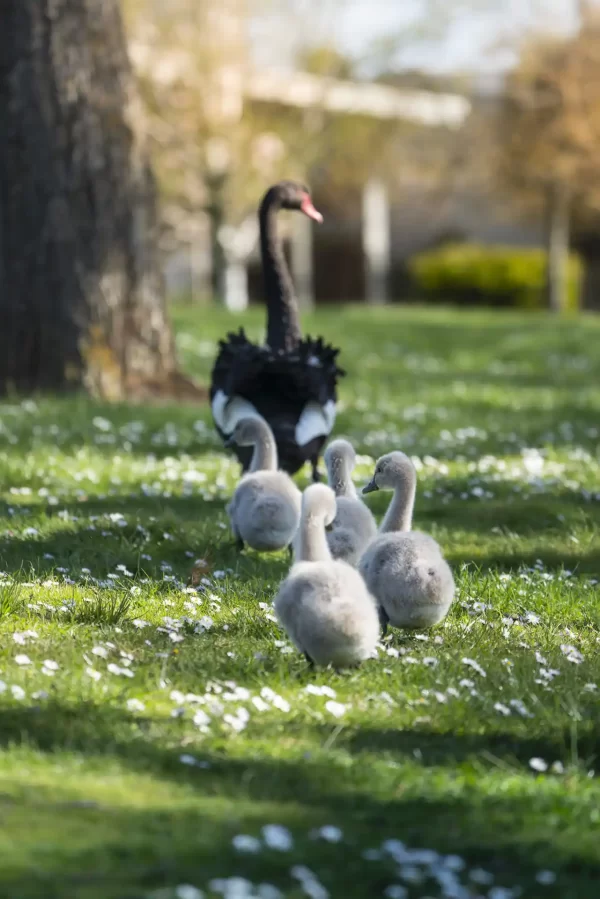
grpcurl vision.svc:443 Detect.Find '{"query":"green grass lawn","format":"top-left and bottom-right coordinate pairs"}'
top-left (1, 304), bottom-right (599, 899)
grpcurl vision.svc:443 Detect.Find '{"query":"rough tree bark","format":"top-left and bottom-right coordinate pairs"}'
top-left (0, 0), bottom-right (178, 398)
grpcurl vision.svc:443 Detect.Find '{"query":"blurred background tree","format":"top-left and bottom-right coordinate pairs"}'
top-left (124, 0), bottom-right (312, 298)
top-left (493, 6), bottom-right (600, 311)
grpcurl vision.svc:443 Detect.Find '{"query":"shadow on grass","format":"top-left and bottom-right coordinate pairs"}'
top-left (341, 724), bottom-right (600, 772)
top-left (0, 481), bottom-right (598, 585)
top-left (448, 551), bottom-right (600, 582)
top-left (1, 701), bottom-right (597, 797)
top-left (1, 703), bottom-right (600, 898)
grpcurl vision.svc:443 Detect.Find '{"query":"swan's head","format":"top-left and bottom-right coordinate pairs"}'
top-left (262, 181), bottom-right (323, 223)
top-left (324, 439), bottom-right (356, 492)
top-left (226, 416), bottom-right (270, 447)
top-left (324, 438), bottom-right (356, 474)
top-left (363, 451), bottom-right (416, 494)
top-left (302, 483), bottom-right (337, 529)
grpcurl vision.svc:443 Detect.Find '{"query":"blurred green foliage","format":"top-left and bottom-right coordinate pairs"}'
top-left (409, 243), bottom-right (582, 311)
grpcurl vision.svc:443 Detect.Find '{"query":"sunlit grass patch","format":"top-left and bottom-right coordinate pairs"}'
top-left (0, 305), bottom-right (599, 898)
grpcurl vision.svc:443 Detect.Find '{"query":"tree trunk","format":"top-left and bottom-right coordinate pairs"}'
top-left (544, 181), bottom-right (570, 314)
top-left (0, 0), bottom-right (177, 398)
top-left (207, 176), bottom-right (227, 303)
top-left (571, 228), bottom-right (600, 312)
top-left (580, 252), bottom-right (600, 311)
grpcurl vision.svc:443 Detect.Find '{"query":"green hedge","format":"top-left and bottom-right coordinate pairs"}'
top-left (408, 243), bottom-right (581, 310)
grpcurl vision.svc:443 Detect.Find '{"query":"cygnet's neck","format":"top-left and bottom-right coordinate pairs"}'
top-left (326, 455), bottom-right (356, 498)
top-left (297, 512), bottom-right (332, 562)
top-left (249, 425), bottom-right (277, 472)
top-left (380, 477), bottom-right (415, 533)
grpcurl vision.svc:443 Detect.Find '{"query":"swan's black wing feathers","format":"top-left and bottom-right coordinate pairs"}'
top-left (295, 335), bottom-right (346, 405)
top-left (210, 331), bottom-right (345, 406)
top-left (210, 329), bottom-right (263, 397)
top-left (210, 330), bottom-right (344, 476)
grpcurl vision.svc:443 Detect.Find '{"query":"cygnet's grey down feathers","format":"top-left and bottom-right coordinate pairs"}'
top-left (359, 531), bottom-right (454, 629)
top-left (359, 450), bottom-right (455, 629)
top-left (228, 471), bottom-right (301, 551)
top-left (326, 495), bottom-right (377, 566)
top-left (226, 416), bottom-right (301, 552)
top-left (324, 438), bottom-right (377, 566)
top-left (274, 483), bottom-right (380, 667)
top-left (275, 559), bottom-right (381, 667)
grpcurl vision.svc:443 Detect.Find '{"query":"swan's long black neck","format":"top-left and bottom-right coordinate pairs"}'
top-left (259, 192), bottom-right (301, 353)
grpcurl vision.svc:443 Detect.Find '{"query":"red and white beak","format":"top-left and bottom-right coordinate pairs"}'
top-left (300, 194), bottom-right (323, 224)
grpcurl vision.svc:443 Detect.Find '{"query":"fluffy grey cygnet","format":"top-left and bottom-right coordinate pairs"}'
top-left (226, 417), bottom-right (301, 552)
top-left (358, 452), bottom-right (455, 631)
top-left (324, 438), bottom-right (377, 566)
top-left (274, 483), bottom-right (380, 668)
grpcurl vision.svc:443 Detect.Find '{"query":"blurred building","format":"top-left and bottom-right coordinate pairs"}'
top-left (162, 66), bottom-right (474, 307)
top-left (131, 3), bottom-right (544, 306)
top-left (128, 1), bottom-right (481, 306)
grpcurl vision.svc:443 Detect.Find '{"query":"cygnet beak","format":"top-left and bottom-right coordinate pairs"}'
top-left (362, 479), bottom-right (379, 494)
top-left (325, 522), bottom-right (334, 532)
top-left (224, 435), bottom-right (236, 448)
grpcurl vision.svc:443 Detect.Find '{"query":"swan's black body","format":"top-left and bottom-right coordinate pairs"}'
top-left (210, 182), bottom-right (344, 480)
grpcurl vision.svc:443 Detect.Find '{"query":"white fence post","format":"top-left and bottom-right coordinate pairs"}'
top-left (362, 178), bottom-right (391, 305)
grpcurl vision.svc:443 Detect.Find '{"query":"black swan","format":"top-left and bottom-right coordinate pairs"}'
top-left (210, 181), bottom-right (344, 481)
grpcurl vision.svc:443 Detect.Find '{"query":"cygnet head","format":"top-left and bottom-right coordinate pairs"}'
top-left (324, 438), bottom-right (356, 474)
top-left (227, 416), bottom-right (269, 447)
top-left (302, 483), bottom-right (337, 528)
top-left (363, 451), bottom-right (416, 494)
